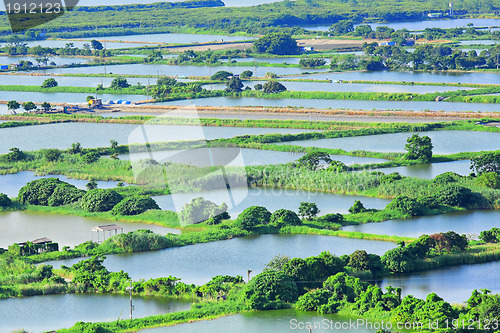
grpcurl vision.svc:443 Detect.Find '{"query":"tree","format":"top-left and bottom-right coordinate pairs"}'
top-left (329, 20), bottom-right (354, 35)
top-left (225, 77), bottom-right (244, 93)
top-left (41, 78), bottom-right (58, 88)
top-left (435, 185), bottom-right (473, 207)
top-left (386, 196), bottom-right (423, 216)
top-left (18, 178), bottom-right (64, 205)
top-left (86, 95), bottom-right (95, 103)
top-left (404, 134), bottom-right (433, 163)
top-left (244, 270), bottom-right (298, 310)
top-left (254, 84), bottom-right (263, 91)
top-left (22, 102), bottom-right (37, 112)
top-left (477, 172), bottom-right (500, 189)
top-left (111, 196), bottom-right (160, 216)
top-left (90, 39), bottom-right (104, 51)
top-left (47, 184), bottom-right (86, 207)
top-left (348, 200), bottom-right (367, 214)
top-left (110, 140), bottom-right (118, 150)
top-left (7, 101), bottom-right (20, 113)
top-left (269, 209), bottom-right (301, 228)
top-left (297, 151), bottom-right (332, 170)
top-left (0, 193), bottom-right (12, 207)
top-left (86, 180), bottom-right (98, 190)
top-left (69, 142), bottom-right (82, 154)
top-left (262, 81), bottom-right (286, 94)
top-left (211, 71), bottom-right (233, 81)
top-left (179, 197), bottom-right (229, 225)
top-left (298, 202), bottom-right (319, 220)
top-left (471, 152), bottom-right (500, 175)
top-left (236, 206), bottom-right (271, 230)
top-left (253, 33), bottom-right (299, 55)
top-left (299, 57), bottom-right (326, 68)
top-left (381, 246), bottom-right (416, 273)
top-left (80, 189), bottom-right (123, 212)
top-left (41, 102), bottom-right (51, 111)
top-left (240, 70), bottom-right (253, 79)
top-left (110, 78), bottom-right (130, 89)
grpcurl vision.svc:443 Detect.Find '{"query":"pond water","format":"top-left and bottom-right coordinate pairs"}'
top-left (0, 122), bottom-right (316, 154)
top-left (0, 293), bottom-right (190, 333)
top-left (38, 63), bottom-right (327, 77)
top-left (73, 33), bottom-right (253, 45)
top-left (366, 160), bottom-right (472, 179)
top-left (459, 40), bottom-right (499, 45)
top-left (276, 130), bottom-right (500, 154)
top-left (46, 234), bottom-right (396, 284)
top-left (0, 211), bottom-right (179, 248)
top-left (140, 309), bottom-right (378, 333)
top-left (153, 187), bottom-right (391, 217)
top-left (0, 171), bottom-right (124, 198)
top-left (291, 70), bottom-right (500, 85)
top-left (302, 18), bottom-right (500, 32)
top-left (153, 96), bottom-right (500, 113)
top-left (0, 55), bottom-right (94, 66)
top-left (117, 148), bottom-right (387, 167)
top-left (0, 74), bottom-right (154, 88)
top-left (378, 261), bottom-right (500, 304)
top-left (208, 81), bottom-right (476, 94)
top-left (343, 210), bottom-right (500, 238)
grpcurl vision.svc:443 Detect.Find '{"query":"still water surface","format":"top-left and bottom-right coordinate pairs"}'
top-left (0, 122), bottom-right (316, 153)
top-left (343, 210), bottom-right (500, 238)
top-left (0, 211), bottom-right (179, 248)
top-left (277, 131), bottom-right (500, 154)
top-left (0, 294), bottom-right (190, 333)
top-left (366, 160), bottom-right (472, 179)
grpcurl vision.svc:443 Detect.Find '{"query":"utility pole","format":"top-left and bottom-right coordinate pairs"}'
top-left (126, 281), bottom-right (134, 320)
top-left (247, 269), bottom-right (252, 283)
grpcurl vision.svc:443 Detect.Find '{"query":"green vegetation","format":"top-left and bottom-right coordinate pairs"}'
top-left (253, 33), bottom-right (299, 55)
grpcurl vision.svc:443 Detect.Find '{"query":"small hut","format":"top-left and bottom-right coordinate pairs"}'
top-left (91, 224), bottom-right (124, 243)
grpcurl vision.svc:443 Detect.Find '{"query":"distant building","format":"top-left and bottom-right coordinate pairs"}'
top-left (428, 13), bottom-right (443, 18)
top-left (378, 41), bottom-right (396, 46)
top-left (300, 46), bottom-right (314, 52)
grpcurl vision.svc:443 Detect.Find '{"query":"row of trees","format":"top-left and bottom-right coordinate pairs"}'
top-left (6, 100), bottom-right (49, 113)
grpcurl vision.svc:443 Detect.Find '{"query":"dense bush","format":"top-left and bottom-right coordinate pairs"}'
top-left (298, 202), bottom-right (319, 220)
top-left (0, 193), bottom-right (12, 207)
top-left (479, 227), bottom-right (500, 243)
top-left (111, 196), bottom-right (160, 216)
top-left (82, 151), bottom-right (101, 164)
top-left (252, 33), bottom-right (299, 55)
top-left (244, 270), bottom-right (298, 310)
top-left (18, 178), bottom-right (63, 205)
top-left (435, 185), bottom-right (473, 207)
top-left (404, 134), bottom-right (433, 163)
top-left (80, 189), bottom-right (123, 212)
top-left (47, 184), bottom-right (85, 207)
top-left (348, 200), bottom-right (368, 214)
top-left (236, 206), bottom-right (271, 230)
top-left (433, 172), bottom-right (462, 185)
top-left (106, 230), bottom-right (171, 252)
top-left (179, 197), bottom-right (229, 225)
top-left (477, 172), bottom-right (500, 189)
top-left (381, 245), bottom-right (416, 273)
top-left (2, 148), bottom-right (26, 162)
top-left (269, 209), bottom-right (301, 228)
top-left (386, 196), bottom-right (422, 216)
top-left (42, 149), bottom-right (62, 162)
top-left (471, 152), bottom-right (500, 175)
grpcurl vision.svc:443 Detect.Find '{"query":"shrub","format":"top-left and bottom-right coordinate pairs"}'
top-left (80, 189), bottom-right (123, 212)
top-left (433, 172), bottom-right (462, 185)
top-left (236, 206), bottom-right (271, 230)
top-left (82, 151), bottom-right (101, 164)
top-left (111, 196), bottom-right (160, 216)
top-left (244, 270), bottom-right (298, 310)
top-left (42, 149), bottom-right (61, 162)
top-left (263, 80), bottom-right (286, 93)
top-left (2, 147), bottom-right (26, 162)
top-left (479, 227), bottom-right (500, 243)
top-left (18, 178), bottom-right (63, 205)
top-left (348, 200), bottom-right (367, 214)
top-left (269, 209), bottom-right (301, 228)
top-left (179, 197), bottom-right (229, 225)
top-left (380, 172), bottom-right (403, 184)
top-left (381, 246), bottom-right (416, 273)
top-left (435, 185), bottom-right (473, 207)
top-left (296, 288), bottom-right (332, 311)
top-left (404, 134), bottom-right (433, 163)
top-left (316, 213), bottom-right (344, 225)
top-left (0, 193), bottom-right (12, 207)
top-left (107, 230), bottom-right (170, 252)
top-left (477, 172), bottom-right (500, 189)
top-left (47, 184), bottom-right (85, 206)
top-left (211, 71), bottom-right (233, 81)
top-left (386, 196), bottom-right (422, 216)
